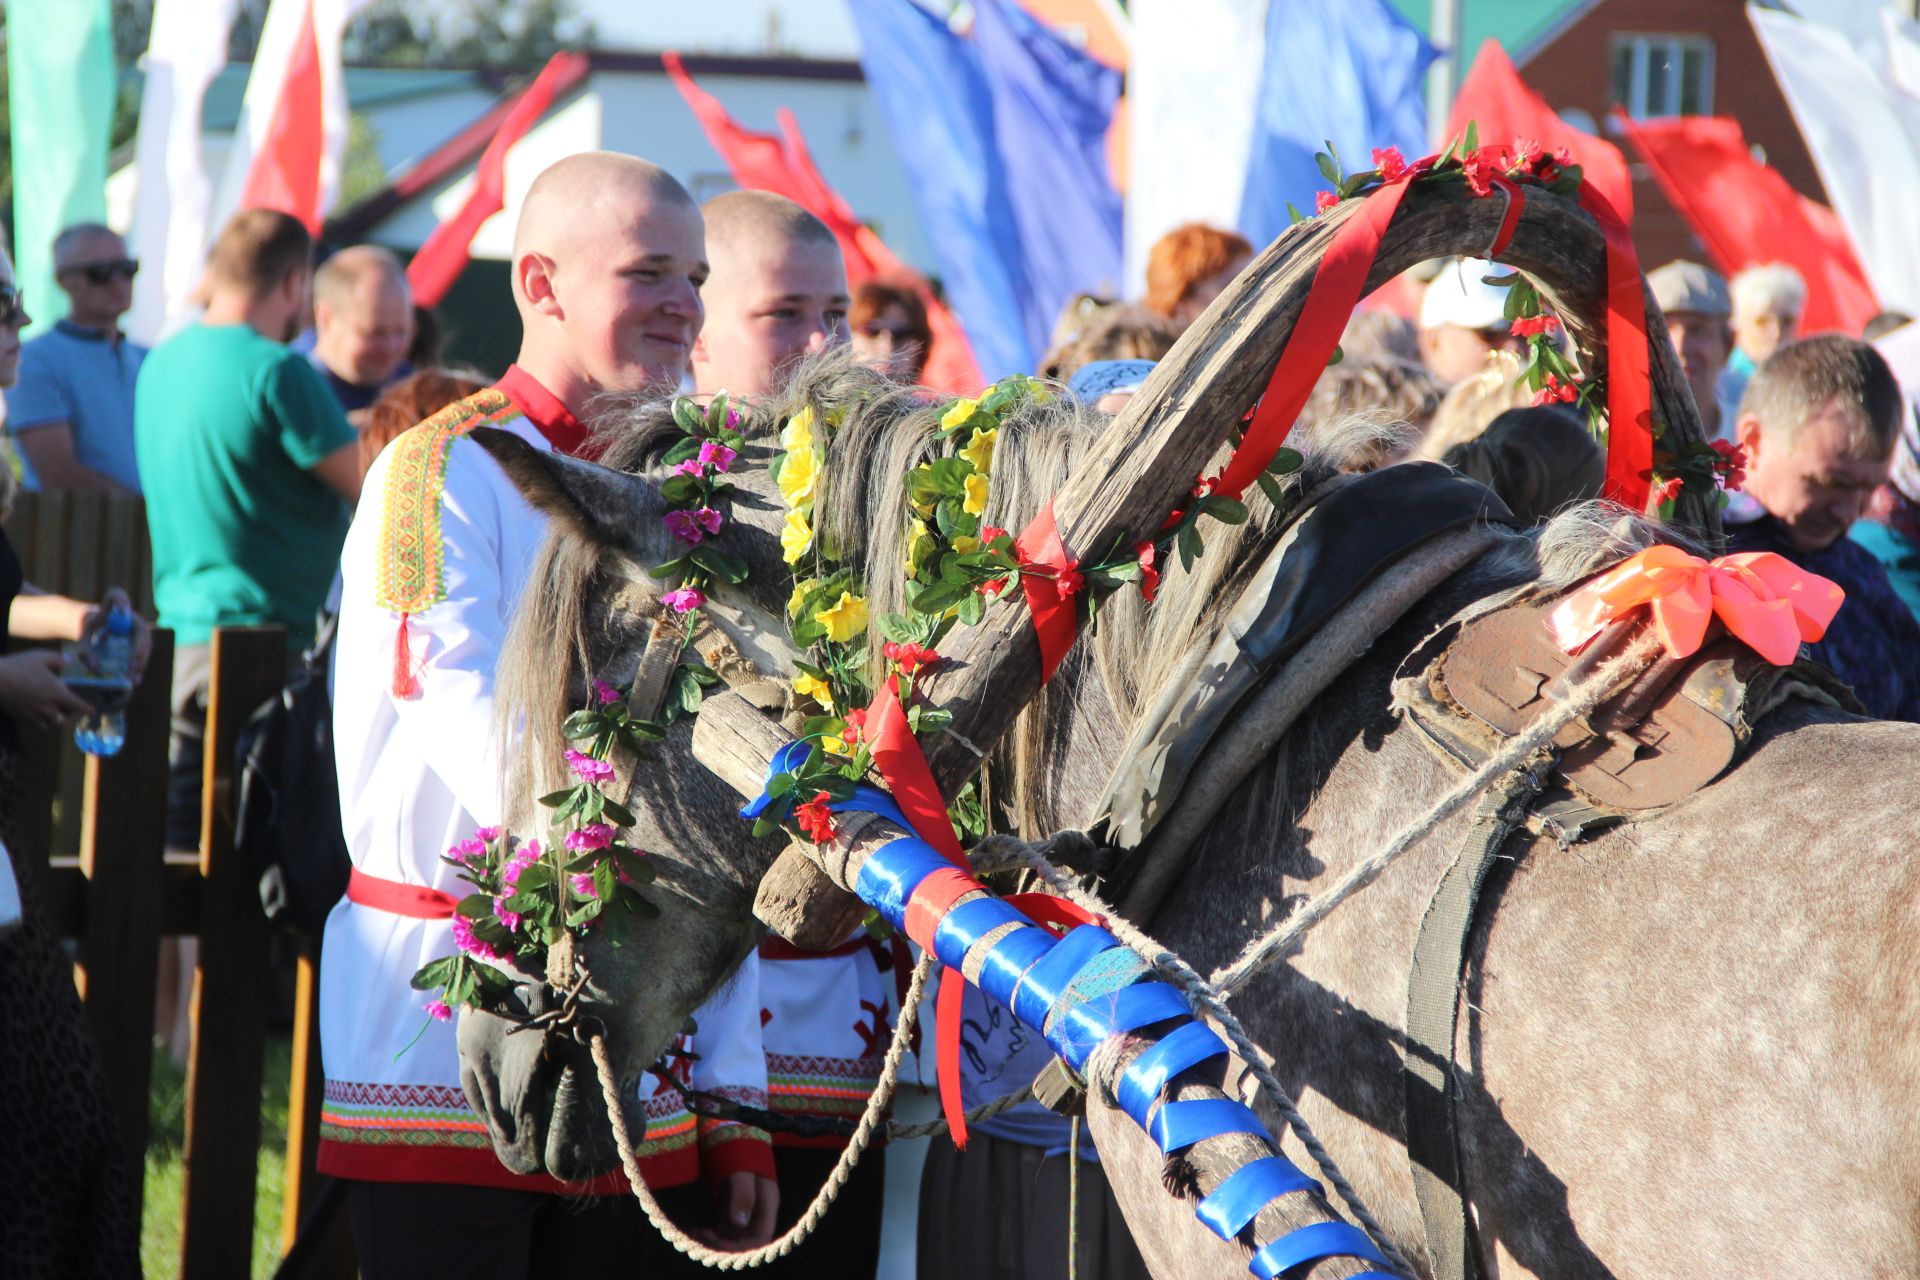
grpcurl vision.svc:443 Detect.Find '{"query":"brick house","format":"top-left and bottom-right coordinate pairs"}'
top-left (1514, 0), bottom-right (1827, 268)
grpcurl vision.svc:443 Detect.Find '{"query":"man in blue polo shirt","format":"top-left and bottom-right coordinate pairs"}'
top-left (9, 223), bottom-right (145, 493)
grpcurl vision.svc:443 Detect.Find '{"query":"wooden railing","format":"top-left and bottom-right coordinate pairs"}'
top-left (9, 492), bottom-right (352, 1277)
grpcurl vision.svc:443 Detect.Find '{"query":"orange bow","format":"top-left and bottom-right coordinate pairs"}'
top-left (1546, 545), bottom-right (1845, 667)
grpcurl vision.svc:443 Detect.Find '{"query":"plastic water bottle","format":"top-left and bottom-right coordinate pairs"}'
top-left (74, 607), bottom-right (134, 757)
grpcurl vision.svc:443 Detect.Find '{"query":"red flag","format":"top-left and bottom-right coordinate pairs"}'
top-left (663, 51), bottom-right (984, 393)
top-left (1448, 38), bottom-right (1634, 223)
top-left (238, 0), bottom-right (324, 231)
top-left (405, 52), bottom-right (590, 309)
top-left (1618, 112), bottom-right (1878, 336)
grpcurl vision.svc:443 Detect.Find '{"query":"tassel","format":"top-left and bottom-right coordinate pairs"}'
top-left (392, 614), bottom-right (421, 698)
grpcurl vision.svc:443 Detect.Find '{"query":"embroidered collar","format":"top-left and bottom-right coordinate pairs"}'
top-left (496, 364), bottom-right (591, 457)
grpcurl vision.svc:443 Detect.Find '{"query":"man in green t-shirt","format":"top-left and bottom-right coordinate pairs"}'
top-left (135, 207), bottom-right (360, 857)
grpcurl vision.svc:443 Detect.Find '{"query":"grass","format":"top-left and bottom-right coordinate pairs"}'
top-left (141, 1034), bottom-right (293, 1280)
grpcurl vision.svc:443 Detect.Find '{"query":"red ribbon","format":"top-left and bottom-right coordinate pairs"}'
top-left (1015, 499), bottom-right (1080, 684)
top-left (865, 675), bottom-right (966, 865)
top-left (1578, 184), bottom-right (1654, 510)
top-left (1487, 173), bottom-right (1526, 259)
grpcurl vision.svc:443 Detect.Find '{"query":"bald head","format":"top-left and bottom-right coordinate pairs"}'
top-left (313, 244), bottom-right (413, 389)
top-left (511, 151), bottom-right (707, 406)
top-left (691, 190), bottom-right (848, 399)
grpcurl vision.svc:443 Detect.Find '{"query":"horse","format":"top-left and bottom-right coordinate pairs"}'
top-left (454, 352), bottom-right (1920, 1278)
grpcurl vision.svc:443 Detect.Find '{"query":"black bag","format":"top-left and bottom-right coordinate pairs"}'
top-left (234, 612), bottom-right (349, 938)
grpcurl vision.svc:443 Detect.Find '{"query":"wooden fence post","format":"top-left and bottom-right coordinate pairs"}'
top-left (74, 628), bottom-right (175, 1217)
top-left (178, 627), bottom-right (285, 1279)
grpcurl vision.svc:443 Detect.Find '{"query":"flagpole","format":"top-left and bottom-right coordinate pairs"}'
top-left (1428, 0), bottom-right (1462, 145)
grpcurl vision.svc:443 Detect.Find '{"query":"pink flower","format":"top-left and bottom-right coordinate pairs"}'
top-left (664, 509), bottom-right (707, 545)
top-left (571, 873), bottom-right (597, 898)
top-left (493, 897), bottom-right (522, 931)
top-left (593, 679), bottom-right (621, 705)
top-left (725, 408), bottom-right (742, 429)
top-left (663, 586), bottom-right (705, 614)
top-left (674, 458), bottom-right (702, 477)
top-left (693, 507), bottom-right (723, 536)
top-left (472, 826), bottom-right (502, 843)
top-left (980, 525), bottom-right (1009, 545)
top-left (1191, 475), bottom-right (1217, 499)
top-left (425, 1000), bottom-right (453, 1021)
top-left (565, 823), bottom-right (616, 852)
top-left (564, 749), bottom-right (615, 783)
top-left (698, 440), bottom-right (737, 472)
top-left (450, 914), bottom-right (506, 963)
top-left (1315, 190), bottom-right (1339, 215)
top-left (1372, 146), bottom-right (1408, 183)
top-left (447, 836), bottom-right (486, 861)
top-left (1510, 136), bottom-right (1544, 171)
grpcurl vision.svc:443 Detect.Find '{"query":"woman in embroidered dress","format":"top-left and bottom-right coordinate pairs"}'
top-left (0, 246), bottom-right (147, 1279)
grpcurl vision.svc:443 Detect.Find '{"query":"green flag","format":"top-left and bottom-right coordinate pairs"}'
top-left (7, 0), bottom-right (115, 338)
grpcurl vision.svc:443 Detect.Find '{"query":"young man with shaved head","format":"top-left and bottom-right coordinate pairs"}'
top-left (305, 244), bottom-right (414, 422)
top-left (321, 152), bottom-right (778, 1275)
top-left (687, 190), bottom-right (889, 1276)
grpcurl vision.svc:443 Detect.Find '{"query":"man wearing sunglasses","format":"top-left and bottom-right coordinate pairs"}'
top-left (8, 223), bottom-right (145, 495)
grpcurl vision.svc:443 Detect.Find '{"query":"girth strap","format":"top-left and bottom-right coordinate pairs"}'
top-left (1402, 752), bottom-right (1551, 1280)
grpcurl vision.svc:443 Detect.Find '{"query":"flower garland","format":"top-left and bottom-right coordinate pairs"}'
top-left (755, 374), bottom-right (1288, 850)
top-left (1310, 127), bottom-right (1744, 517)
top-left (410, 394), bottom-right (744, 1021)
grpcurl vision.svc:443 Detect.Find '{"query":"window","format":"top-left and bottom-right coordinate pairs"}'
top-left (1610, 34), bottom-right (1715, 118)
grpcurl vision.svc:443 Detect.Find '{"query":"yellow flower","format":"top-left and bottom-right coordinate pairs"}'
top-left (781, 509), bottom-right (813, 564)
top-left (951, 535), bottom-right (980, 554)
top-left (822, 732), bottom-right (852, 756)
top-left (940, 398), bottom-right (979, 431)
top-left (777, 447), bottom-right (817, 509)
top-left (963, 471), bottom-right (990, 516)
top-left (792, 672), bottom-right (834, 709)
top-left (781, 406), bottom-right (815, 450)
top-left (815, 591), bottom-right (869, 643)
top-left (959, 427), bottom-right (997, 476)
top-left (788, 577), bottom-right (819, 617)
top-left (905, 519), bottom-right (935, 567)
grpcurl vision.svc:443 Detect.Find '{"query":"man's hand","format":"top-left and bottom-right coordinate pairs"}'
top-left (695, 1171), bottom-right (779, 1251)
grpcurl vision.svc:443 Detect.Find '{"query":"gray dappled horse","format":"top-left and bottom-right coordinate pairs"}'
top-left (456, 358), bottom-right (1920, 1278)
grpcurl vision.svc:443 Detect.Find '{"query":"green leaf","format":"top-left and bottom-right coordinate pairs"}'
top-left (751, 814), bottom-right (782, 839)
top-left (1326, 344), bottom-right (1344, 368)
top-left (456, 896), bottom-right (497, 920)
top-left (1267, 446), bottom-right (1304, 475)
top-left (705, 391), bottom-right (730, 432)
top-left (1463, 119), bottom-right (1479, 153)
top-left (1315, 150), bottom-right (1340, 186)
top-left (516, 863), bottom-right (553, 892)
top-left (915, 707), bottom-right (954, 733)
top-left (766, 772), bottom-right (796, 799)
top-left (1201, 496), bottom-right (1250, 525)
top-left (601, 797), bottom-right (637, 827)
top-left (878, 612), bottom-right (920, 644)
top-left (561, 710), bottom-right (602, 740)
top-left (1177, 521), bottom-right (1204, 572)
top-left (410, 956), bottom-right (457, 991)
top-left (956, 590), bottom-right (985, 626)
top-left (928, 456), bottom-right (973, 493)
top-left (912, 581), bottom-right (971, 615)
top-left (647, 556), bottom-right (690, 582)
top-left (659, 473), bottom-right (701, 505)
top-left (661, 435), bottom-right (703, 465)
top-left (671, 397), bottom-right (704, 436)
top-left (1287, 201), bottom-right (1306, 226)
top-left (817, 774), bottom-right (858, 802)
top-left (1256, 471), bottom-right (1288, 508)
top-left (538, 787), bottom-right (578, 809)
top-left (690, 544), bottom-right (749, 583)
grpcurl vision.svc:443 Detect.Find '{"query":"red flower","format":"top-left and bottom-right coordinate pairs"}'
top-left (840, 708), bottom-right (868, 745)
top-left (979, 576), bottom-right (1009, 599)
top-left (1510, 314), bottom-right (1560, 339)
top-left (1510, 136), bottom-right (1544, 172)
top-left (884, 641), bottom-right (938, 674)
top-left (794, 791), bottom-right (837, 844)
top-left (1315, 190), bottom-right (1340, 215)
top-left (1461, 148), bottom-right (1498, 198)
top-left (1372, 146), bottom-right (1408, 183)
top-left (1650, 475), bottom-right (1686, 507)
top-left (1191, 475), bottom-right (1217, 500)
top-left (1533, 373), bottom-right (1579, 405)
top-left (1709, 438), bottom-right (1749, 492)
top-left (1055, 563), bottom-right (1084, 599)
top-left (981, 525), bottom-right (1009, 545)
top-left (1136, 541), bottom-right (1161, 604)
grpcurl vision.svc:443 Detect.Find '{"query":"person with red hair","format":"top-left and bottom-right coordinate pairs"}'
top-left (1143, 222), bottom-right (1254, 331)
top-left (848, 279), bottom-right (932, 381)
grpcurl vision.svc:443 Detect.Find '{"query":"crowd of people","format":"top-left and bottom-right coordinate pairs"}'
top-left (5, 140), bottom-right (1920, 1279)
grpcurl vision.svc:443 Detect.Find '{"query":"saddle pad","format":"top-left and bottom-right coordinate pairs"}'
top-left (1099, 462), bottom-right (1517, 849)
top-left (1440, 599), bottom-right (1754, 810)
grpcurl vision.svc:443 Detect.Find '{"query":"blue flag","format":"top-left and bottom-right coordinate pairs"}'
top-left (1238, 0), bottom-right (1437, 250)
top-left (970, 0), bottom-right (1124, 362)
top-left (846, 0), bottom-right (1122, 379)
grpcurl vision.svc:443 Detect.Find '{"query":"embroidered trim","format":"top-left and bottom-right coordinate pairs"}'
top-left (373, 388), bottom-right (519, 616)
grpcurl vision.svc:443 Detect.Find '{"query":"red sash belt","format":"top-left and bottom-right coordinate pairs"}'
top-left (347, 867), bottom-right (459, 919)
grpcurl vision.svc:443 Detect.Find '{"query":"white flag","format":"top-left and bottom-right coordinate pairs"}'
top-left (125, 0), bottom-right (242, 344)
top-left (1122, 0), bottom-right (1267, 295)
top-left (1750, 2), bottom-right (1920, 313)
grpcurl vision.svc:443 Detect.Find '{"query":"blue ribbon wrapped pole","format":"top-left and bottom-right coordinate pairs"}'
top-left (744, 748), bottom-right (1403, 1279)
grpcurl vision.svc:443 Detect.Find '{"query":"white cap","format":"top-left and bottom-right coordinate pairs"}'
top-left (1418, 258), bottom-right (1515, 333)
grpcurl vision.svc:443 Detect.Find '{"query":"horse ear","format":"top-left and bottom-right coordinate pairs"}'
top-left (467, 426), bottom-right (657, 553)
